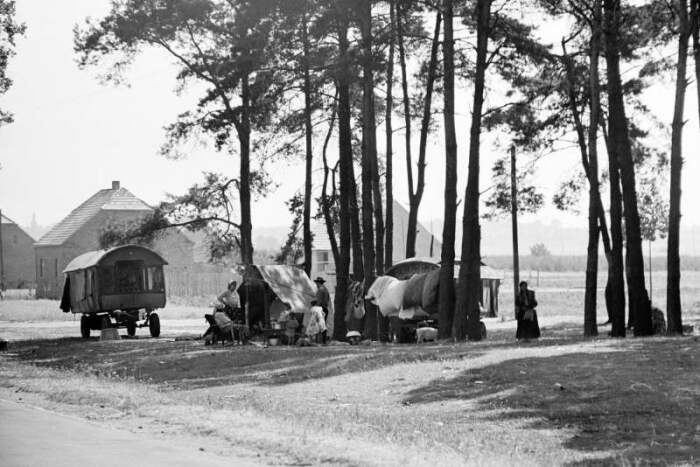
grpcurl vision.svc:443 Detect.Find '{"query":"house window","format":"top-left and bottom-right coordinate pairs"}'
top-left (315, 250), bottom-right (334, 273)
top-left (54, 259), bottom-right (58, 278)
top-left (39, 259), bottom-right (45, 278)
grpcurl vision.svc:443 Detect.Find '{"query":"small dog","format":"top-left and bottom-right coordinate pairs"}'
top-left (416, 327), bottom-right (438, 344)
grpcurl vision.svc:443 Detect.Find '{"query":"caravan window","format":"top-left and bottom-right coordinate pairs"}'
top-left (114, 260), bottom-right (144, 293)
top-left (72, 271), bottom-right (86, 301)
top-left (145, 266), bottom-right (164, 292)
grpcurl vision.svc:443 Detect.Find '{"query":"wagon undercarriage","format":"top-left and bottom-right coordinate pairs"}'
top-left (80, 309), bottom-right (161, 338)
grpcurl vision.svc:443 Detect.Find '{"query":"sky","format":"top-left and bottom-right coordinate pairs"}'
top-left (1, 1), bottom-right (700, 256)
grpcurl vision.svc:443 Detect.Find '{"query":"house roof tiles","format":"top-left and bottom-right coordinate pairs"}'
top-left (35, 187), bottom-right (152, 247)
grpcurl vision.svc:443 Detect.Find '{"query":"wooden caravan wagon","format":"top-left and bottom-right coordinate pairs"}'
top-left (384, 257), bottom-right (500, 342)
top-left (60, 245), bottom-right (167, 338)
top-left (386, 257), bottom-right (501, 317)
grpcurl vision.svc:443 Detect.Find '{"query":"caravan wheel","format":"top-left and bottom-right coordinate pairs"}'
top-left (80, 315), bottom-right (90, 338)
top-left (149, 313), bottom-right (160, 338)
top-left (479, 321), bottom-right (487, 339)
top-left (126, 320), bottom-right (137, 337)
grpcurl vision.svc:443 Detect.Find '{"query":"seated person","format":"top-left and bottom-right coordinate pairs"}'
top-left (216, 308), bottom-right (236, 342)
top-left (217, 281), bottom-right (241, 318)
top-left (203, 308), bottom-right (235, 345)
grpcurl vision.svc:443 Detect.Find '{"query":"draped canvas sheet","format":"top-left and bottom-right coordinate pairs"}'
top-left (367, 269), bottom-right (443, 319)
top-left (366, 276), bottom-right (408, 317)
top-left (421, 269), bottom-right (440, 309)
top-left (255, 265), bottom-right (317, 314)
top-left (402, 273), bottom-right (426, 309)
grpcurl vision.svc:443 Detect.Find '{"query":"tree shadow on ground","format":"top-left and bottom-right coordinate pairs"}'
top-left (5, 321), bottom-right (589, 388)
top-left (403, 337), bottom-right (700, 466)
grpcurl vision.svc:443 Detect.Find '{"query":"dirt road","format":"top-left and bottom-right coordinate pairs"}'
top-left (0, 399), bottom-right (261, 467)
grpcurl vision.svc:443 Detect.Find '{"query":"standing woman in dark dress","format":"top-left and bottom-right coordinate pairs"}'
top-left (515, 281), bottom-right (541, 340)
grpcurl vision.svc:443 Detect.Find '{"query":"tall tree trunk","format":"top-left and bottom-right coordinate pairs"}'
top-left (396, 1), bottom-right (416, 258)
top-left (693, 0), bottom-right (700, 122)
top-left (562, 28), bottom-right (601, 337)
top-left (385, 0), bottom-right (395, 269)
top-left (585, 5), bottom-right (602, 337)
top-left (608, 143), bottom-right (626, 337)
top-left (373, 97), bottom-right (387, 340)
top-left (510, 146), bottom-right (520, 322)
top-left (438, 0), bottom-right (457, 339)
top-left (350, 175), bottom-right (364, 281)
top-left (359, 0), bottom-right (378, 340)
top-left (334, 15), bottom-right (353, 340)
top-left (373, 147), bottom-right (385, 279)
top-left (599, 119), bottom-right (624, 332)
top-left (239, 74), bottom-right (254, 265)
top-left (454, 0), bottom-right (491, 341)
top-left (406, 11), bottom-right (442, 260)
top-left (302, 14), bottom-right (313, 276)
top-left (321, 100), bottom-right (339, 266)
top-left (604, 0), bottom-right (651, 336)
top-left (667, 0), bottom-right (690, 335)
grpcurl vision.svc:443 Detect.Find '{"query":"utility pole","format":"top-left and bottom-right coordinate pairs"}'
top-left (0, 209), bottom-right (5, 293)
top-left (510, 146), bottom-right (519, 320)
top-left (648, 239), bottom-right (652, 304)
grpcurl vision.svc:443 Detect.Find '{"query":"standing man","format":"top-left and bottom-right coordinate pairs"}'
top-left (314, 277), bottom-right (331, 342)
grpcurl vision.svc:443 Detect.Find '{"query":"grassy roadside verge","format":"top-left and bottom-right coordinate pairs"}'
top-left (2, 326), bottom-right (699, 466)
top-left (0, 359), bottom-right (448, 467)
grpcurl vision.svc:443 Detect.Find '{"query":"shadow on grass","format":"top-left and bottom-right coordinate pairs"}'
top-left (403, 337), bottom-right (700, 466)
top-left (4, 322), bottom-right (588, 389)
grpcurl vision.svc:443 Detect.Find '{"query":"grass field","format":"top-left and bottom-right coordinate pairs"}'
top-left (1, 272), bottom-right (699, 466)
top-left (1, 326), bottom-right (699, 466)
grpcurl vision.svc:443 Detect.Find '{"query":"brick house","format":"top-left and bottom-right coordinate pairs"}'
top-left (34, 181), bottom-right (195, 298)
top-left (1, 212), bottom-right (36, 289)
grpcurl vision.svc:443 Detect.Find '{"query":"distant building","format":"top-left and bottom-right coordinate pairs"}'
top-left (1, 212), bottom-right (36, 289)
top-left (34, 181), bottom-right (195, 299)
top-left (310, 200), bottom-right (441, 290)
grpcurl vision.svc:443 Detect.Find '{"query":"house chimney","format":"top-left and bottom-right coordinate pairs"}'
top-left (112, 181), bottom-right (120, 190)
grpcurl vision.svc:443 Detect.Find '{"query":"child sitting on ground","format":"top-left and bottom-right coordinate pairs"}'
top-left (279, 310), bottom-right (299, 345)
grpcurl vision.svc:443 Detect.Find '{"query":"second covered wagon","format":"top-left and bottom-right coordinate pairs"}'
top-left (60, 244), bottom-right (168, 338)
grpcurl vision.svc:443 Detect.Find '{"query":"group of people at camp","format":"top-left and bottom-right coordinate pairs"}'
top-left (205, 273), bottom-right (540, 344)
top-left (204, 276), bottom-right (332, 345)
